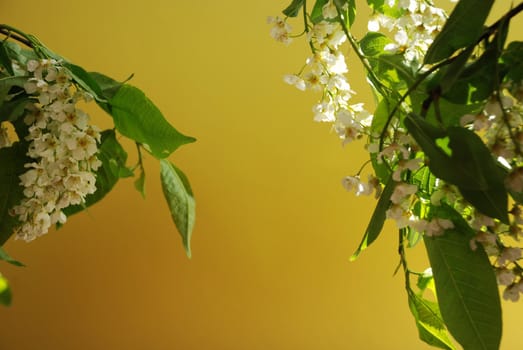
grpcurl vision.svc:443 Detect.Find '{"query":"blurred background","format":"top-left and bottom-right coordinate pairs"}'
top-left (1, 1), bottom-right (523, 349)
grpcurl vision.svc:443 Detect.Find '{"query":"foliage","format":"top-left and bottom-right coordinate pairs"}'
top-left (0, 24), bottom-right (196, 304)
top-left (271, 0), bottom-right (523, 348)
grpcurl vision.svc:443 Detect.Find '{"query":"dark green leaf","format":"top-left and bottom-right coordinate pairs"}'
top-left (424, 0), bottom-right (494, 64)
top-left (405, 115), bottom-right (509, 222)
top-left (0, 96), bottom-right (32, 124)
top-left (0, 143), bottom-right (29, 246)
top-left (0, 247), bottom-right (24, 267)
top-left (350, 177), bottom-right (395, 260)
top-left (502, 41), bottom-right (523, 82)
top-left (0, 274), bottom-right (11, 306)
top-left (109, 85), bottom-right (196, 159)
top-left (160, 160), bottom-right (195, 258)
top-left (63, 63), bottom-right (105, 101)
top-left (0, 76), bottom-right (29, 104)
top-left (442, 46), bottom-right (499, 104)
top-left (282, 0), bottom-right (304, 17)
top-left (425, 98), bottom-right (484, 128)
top-left (424, 205), bottom-right (501, 350)
top-left (0, 42), bottom-right (14, 75)
top-left (63, 130), bottom-right (129, 217)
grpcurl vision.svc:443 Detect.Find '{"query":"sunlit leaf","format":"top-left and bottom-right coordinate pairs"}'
top-left (408, 290), bottom-right (456, 350)
top-left (424, 205), bottom-right (501, 350)
top-left (351, 178), bottom-right (395, 260)
top-left (0, 274), bottom-right (11, 306)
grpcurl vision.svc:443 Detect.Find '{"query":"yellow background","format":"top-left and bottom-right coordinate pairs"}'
top-left (1, 1), bottom-right (523, 349)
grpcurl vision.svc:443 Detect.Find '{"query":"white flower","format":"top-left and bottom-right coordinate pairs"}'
top-left (283, 74), bottom-right (306, 91)
top-left (503, 284), bottom-right (520, 302)
top-left (498, 247), bottom-right (522, 266)
top-left (342, 176), bottom-right (371, 196)
top-left (392, 158), bottom-right (422, 181)
top-left (497, 268), bottom-right (516, 286)
top-left (268, 16), bottom-right (293, 45)
top-left (322, 0), bottom-right (337, 19)
top-left (12, 59), bottom-right (101, 242)
top-left (386, 204), bottom-right (410, 228)
top-left (390, 183), bottom-right (418, 204)
top-left (425, 218), bottom-right (454, 237)
top-left (506, 167), bottom-right (523, 192)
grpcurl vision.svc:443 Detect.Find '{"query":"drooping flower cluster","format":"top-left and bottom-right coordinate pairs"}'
top-left (269, 0), bottom-right (373, 146)
top-left (272, 0), bottom-right (523, 302)
top-left (8, 59), bottom-right (101, 242)
top-left (367, 0), bottom-right (447, 63)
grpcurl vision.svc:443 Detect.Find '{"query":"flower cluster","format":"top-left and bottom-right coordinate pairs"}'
top-left (272, 0), bottom-right (523, 303)
top-left (269, 0), bottom-right (373, 146)
top-left (367, 0), bottom-right (447, 63)
top-left (7, 59), bottom-right (101, 242)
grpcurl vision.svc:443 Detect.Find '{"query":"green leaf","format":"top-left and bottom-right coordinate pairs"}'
top-left (405, 115), bottom-right (509, 223)
top-left (0, 96), bottom-right (32, 124)
top-left (367, 54), bottom-right (415, 91)
top-left (424, 0), bottom-right (494, 64)
top-left (442, 46), bottom-right (500, 104)
top-left (359, 32), bottom-right (393, 57)
top-left (311, 0), bottom-right (329, 23)
top-left (0, 76), bottom-right (29, 104)
top-left (282, 0), bottom-right (304, 17)
top-left (63, 63), bottom-right (105, 101)
top-left (0, 274), bottom-right (11, 306)
top-left (88, 72), bottom-right (124, 100)
top-left (502, 41), bottom-right (523, 82)
top-left (334, 0), bottom-right (356, 28)
top-left (0, 143), bottom-right (29, 246)
top-left (0, 42), bottom-right (14, 75)
top-left (408, 290), bottom-right (456, 350)
top-left (0, 247), bottom-right (24, 267)
top-left (366, 0), bottom-right (401, 17)
top-left (109, 85), bottom-right (196, 159)
top-left (425, 98), bottom-right (484, 128)
top-left (350, 177), bottom-right (395, 260)
top-left (160, 160), bottom-right (195, 258)
top-left (63, 130), bottom-right (129, 217)
top-left (370, 98), bottom-right (394, 183)
top-left (134, 167), bottom-right (146, 199)
top-left (424, 205), bottom-right (501, 350)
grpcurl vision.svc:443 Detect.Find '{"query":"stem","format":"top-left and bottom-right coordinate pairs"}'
top-left (0, 24), bottom-right (35, 48)
top-left (334, 5), bottom-right (390, 99)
